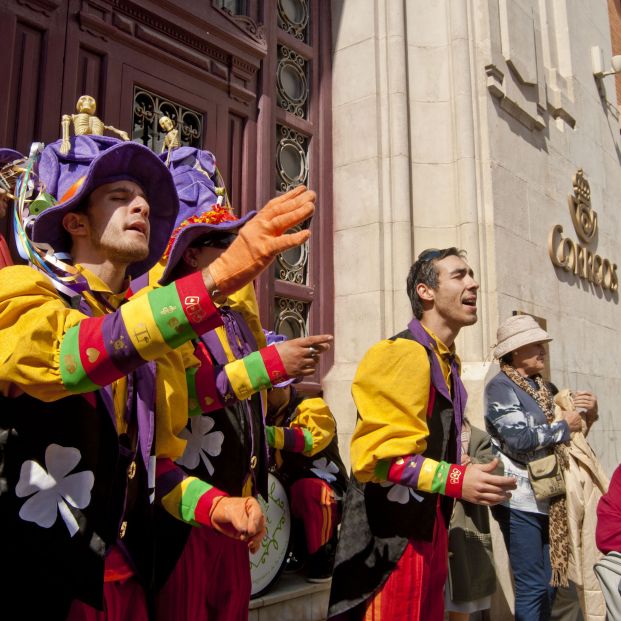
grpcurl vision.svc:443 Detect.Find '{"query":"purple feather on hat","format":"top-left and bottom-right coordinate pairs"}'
top-left (158, 147), bottom-right (256, 285)
top-left (31, 135), bottom-right (179, 279)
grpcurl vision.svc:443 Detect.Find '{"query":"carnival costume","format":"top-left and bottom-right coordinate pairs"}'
top-left (266, 385), bottom-right (348, 581)
top-left (328, 319), bottom-right (467, 621)
top-left (152, 147), bottom-right (290, 621)
top-left (0, 135), bottom-right (312, 619)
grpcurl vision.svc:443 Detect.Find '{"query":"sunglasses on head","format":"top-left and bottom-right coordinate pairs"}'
top-left (417, 248), bottom-right (443, 262)
top-left (194, 232), bottom-right (237, 249)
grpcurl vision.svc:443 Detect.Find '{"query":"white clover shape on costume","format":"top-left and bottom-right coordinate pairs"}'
top-left (176, 416), bottom-right (224, 476)
top-left (380, 481), bottom-right (424, 505)
top-left (15, 444), bottom-right (95, 537)
top-left (310, 456), bottom-right (339, 483)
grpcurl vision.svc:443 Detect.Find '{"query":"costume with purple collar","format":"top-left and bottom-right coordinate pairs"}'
top-left (328, 318), bottom-right (467, 620)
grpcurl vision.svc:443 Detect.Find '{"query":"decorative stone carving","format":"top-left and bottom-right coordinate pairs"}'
top-left (485, 0), bottom-right (545, 130)
top-left (212, 2), bottom-right (266, 45)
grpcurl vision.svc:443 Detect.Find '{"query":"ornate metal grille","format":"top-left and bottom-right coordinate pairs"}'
top-left (132, 88), bottom-right (203, 152)
top-left (276, 45), bottom-right (308, 117)
top-left (276, 125), bottom-right (308, 192)
top-left (273, 297), bottom-right (309, 338)
top-left (277, 0), bottom-right (308, 41)
top-left (274, 224), bottom-right (309, 284)
top-left (216, 0), bottom-right (247, 14)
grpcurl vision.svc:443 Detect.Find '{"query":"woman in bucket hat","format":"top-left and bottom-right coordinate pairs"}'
top-left (0, 134), bottom-right (316, 620)
top-left (151, 147), bottom-right (332, 621)
top-left (484, 314), bottom-right (584, 620)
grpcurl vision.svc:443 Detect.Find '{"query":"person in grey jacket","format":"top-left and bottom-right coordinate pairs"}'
top-left (485, 314), bottom-right (584, 621)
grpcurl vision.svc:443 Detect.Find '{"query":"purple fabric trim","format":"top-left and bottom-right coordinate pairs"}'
top-left (155, 468), bottom-right (186, 502)
top-left (281, 427), bottom-right (300, 452)
top-left (199, 308), bottom-right (265, 495)
top-left (391, 454), bottom-right (426, 488)
top-left (101, 312), bottom-right (144, 376)
top-left (201, 330), bottom-right (228, 366)
top-left (130, 272), bottom-right (150, 294)
top-left (214, 365), bottom-right (236, 405)
top-left (132, 362), bottom-right (156, 472)
top-left (407, 318), bottom-right (467, 464)
top-left (200, 307), bottom-right (259, 406)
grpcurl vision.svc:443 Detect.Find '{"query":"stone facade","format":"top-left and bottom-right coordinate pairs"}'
top-left (327, 1), bottom-right (621, 617)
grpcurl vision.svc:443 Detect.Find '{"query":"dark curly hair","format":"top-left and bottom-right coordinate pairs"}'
top-left (406, 247), bottom-right (466, 319)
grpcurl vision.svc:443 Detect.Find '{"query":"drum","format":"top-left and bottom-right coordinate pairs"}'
top-left (250, 472), bottom-right (291, 597)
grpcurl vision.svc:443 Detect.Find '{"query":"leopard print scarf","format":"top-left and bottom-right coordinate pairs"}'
top-left (501, 363), bottom-right (570, 588)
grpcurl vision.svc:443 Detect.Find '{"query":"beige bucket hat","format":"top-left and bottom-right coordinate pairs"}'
top-left (493, 314), bottom-right (552, 359)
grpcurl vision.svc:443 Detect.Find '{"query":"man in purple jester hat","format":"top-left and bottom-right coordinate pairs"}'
top-left (0, 134), bottom-right (316, 620)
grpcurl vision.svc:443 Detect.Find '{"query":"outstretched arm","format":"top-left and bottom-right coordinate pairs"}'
top-left (187, 333), bottom-right (333, 415)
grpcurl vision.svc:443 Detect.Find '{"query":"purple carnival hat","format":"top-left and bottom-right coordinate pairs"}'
top-left (31, 135), bottom-right (179, 279)
top-left (158, 146), bottom-right (256, 285)
top-left (264, 330), bottom-right (296, 388)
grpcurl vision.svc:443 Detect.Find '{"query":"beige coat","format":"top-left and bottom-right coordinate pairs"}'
top-left (555, 390), bottom-right (609, 621)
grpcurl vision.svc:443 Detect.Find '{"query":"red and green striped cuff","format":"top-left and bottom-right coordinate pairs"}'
top-left (59, 272), bottom-right (222, 392)
top-left (266, 425), bottom-right (313, 453)
top-left (259, 345), bottom-right (289, 386)
top-left (193, 486), bottom-right (228, 528)
top-left (223, 347), bottom-right (284, 402)
top-left (375, 455), bottom-right (465, 498)
top-left (443, 464), bottom-right (466, 498)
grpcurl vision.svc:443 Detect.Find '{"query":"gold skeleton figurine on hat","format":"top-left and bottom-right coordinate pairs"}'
top-left (60, 95), bottom-right (130, 155)
top-left (159, 115), bottom-right (181, 165)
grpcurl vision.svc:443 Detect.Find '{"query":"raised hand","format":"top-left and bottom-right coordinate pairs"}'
top-left (206, 185), bottom-right (316, 296)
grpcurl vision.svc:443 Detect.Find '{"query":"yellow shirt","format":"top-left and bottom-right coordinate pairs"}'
top-left (350, 325), bottom-right (458, 484)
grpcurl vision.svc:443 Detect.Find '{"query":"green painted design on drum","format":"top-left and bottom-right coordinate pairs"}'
top-left (250, 477), bottom-right (287, 570)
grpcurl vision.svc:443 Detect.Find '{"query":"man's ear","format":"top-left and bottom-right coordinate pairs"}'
top-left (62, 211), bottom-right (89, 238)
top-left (182, 246), bottom-right (200, 269)
top-left (416, 281), bottom-right (435, 303)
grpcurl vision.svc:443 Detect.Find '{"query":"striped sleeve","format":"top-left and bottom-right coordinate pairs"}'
top-left (266, 397), bottom-right (335, 456)
top-left (266, 425), bottom-right (313, 453)
top-left (155, 458), bottom-right (227, 527)
top-left (59, 272), bottom-right (222, 392)
top-left (186, 341), bottom-right (289, 415)
top-left (375, 455), bottom-right (466, 498)
top-left (351, 338), bottom-right (466, 497)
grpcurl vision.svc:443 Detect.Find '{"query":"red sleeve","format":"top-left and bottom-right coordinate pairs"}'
top-left (596, 464), bottom-right (621, 554)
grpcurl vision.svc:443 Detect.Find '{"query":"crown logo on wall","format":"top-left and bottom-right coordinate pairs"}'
top-left (568, 169), bottom-right (597, 244)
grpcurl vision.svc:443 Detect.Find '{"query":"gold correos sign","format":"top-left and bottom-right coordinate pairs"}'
top-left (548, 169), bottom-right (618, 292)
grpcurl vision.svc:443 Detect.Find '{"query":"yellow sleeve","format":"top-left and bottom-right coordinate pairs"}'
top-left (350, 338), bottom-right (431, 482)
top-left (291, 397), bottom-right (336, 456)
top-left (155, 348), bottom-right (190, 460)
top-left (0, 266), bottom-right (83, 401)
top-left (227, 282), bottom-right (266, 348)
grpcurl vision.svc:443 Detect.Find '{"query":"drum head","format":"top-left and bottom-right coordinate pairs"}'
top-left (250, 472), bottom-right (291, 597)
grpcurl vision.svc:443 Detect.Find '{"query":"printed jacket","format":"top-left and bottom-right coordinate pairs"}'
top-left (0, 265), bottom-right (226, 612)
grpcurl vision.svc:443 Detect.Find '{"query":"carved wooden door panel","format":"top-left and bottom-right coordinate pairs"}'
top-left (59, 0), bottom-right (263, 215)
top-left (0, 1), bottom-right (333, 389)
